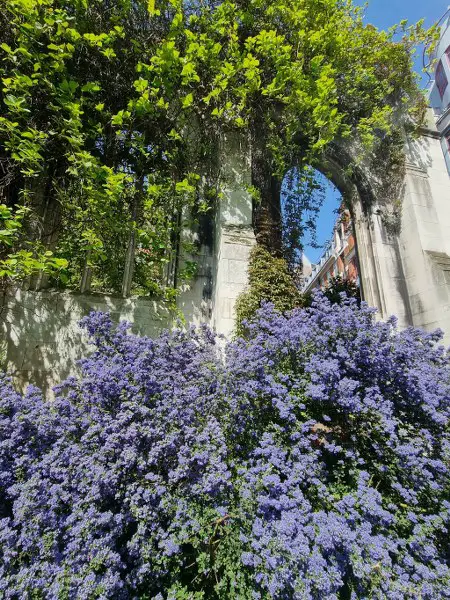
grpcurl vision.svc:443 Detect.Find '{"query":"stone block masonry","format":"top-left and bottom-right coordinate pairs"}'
top-left (4, 121), bottom-right (450, 391)
top-left (0, 132), bottom-right (257, 391)
top-left (212, 225), bottom-right (256, 335)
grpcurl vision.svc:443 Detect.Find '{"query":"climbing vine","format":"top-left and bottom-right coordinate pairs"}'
top-left (0, 0), bottom-right (207, 299)
top-left (0, 203), bottom-right (67, 290)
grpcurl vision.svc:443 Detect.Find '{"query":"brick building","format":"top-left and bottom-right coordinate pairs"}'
top-left (301, 208), bottom-right (359, 293)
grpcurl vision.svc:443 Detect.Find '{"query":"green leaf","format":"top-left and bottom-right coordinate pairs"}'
top-left (81, 82), bottom-right (101, 93)
top-left (134, 79), bottom-right (149, 93)
top-left (111, 112), bottom-right (124, 126)
top-left (182, 93), bottom-right (193, 108)
top-left (0, 43), bottom-right (13, 54)
top-left (102, 48), bottom-right (116, 59)
top-left (60, 79), bottom-right (79, 94)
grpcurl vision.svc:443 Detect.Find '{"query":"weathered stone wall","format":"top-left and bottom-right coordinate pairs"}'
top-left (398, 116), bottom-right (450, 340)
top-left (0, 133), bottom-right (256, 390)
top-left (4, 121), bottom-right (450, 392)
top-left (0, 289), bottom-right (172, 391)
top-left (211, 133), bottom-right (256, 335)
top-left (354, 110), bottom-right (450, 345)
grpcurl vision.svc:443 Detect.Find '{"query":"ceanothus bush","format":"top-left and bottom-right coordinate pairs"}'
top-left (1, 294), bottom-right (449, 599)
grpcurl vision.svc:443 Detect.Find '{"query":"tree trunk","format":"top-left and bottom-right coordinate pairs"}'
top-left (121, 174), bottom-right (144, 297)
top-left (251, 131), bottom-right (283, 255)
top-left (26, 167), bottom-right (63, 290)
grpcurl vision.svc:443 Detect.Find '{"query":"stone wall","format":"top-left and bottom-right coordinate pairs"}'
top-left (0, 289), bottom-right (172, 391)
top-left (211, 133), bottom-right (256, 335)
top-left (4, 122), bottom-right (450, 393)
top-left (398, 119), bottom-right (450, 340)
top-left (337, 110), bottom-right (450, 346)
top-left (360, 111), bottom-right (450, 345)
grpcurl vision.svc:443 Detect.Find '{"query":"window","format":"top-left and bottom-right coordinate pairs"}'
top-left (446, 46), bottom-right (450, 67)
top-left (445, 131), bottom-right (450, 152)
top-left (436, 60), bottom-right (448, 99)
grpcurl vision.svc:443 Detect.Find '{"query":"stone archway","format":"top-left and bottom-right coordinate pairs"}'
top-left (4, 113), bottom-right (450, 391)
top-left (315, 143), bottom-right (409, 326)
top-left (211, 111), bottom-right (450, 344)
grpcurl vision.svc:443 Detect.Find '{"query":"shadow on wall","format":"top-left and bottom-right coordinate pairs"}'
top-left (0, 289), bottom-right (172, 393)
top-left (407, 130), bottom-right (434, 173)
top-left (0, 133), bottom-right (255, 391)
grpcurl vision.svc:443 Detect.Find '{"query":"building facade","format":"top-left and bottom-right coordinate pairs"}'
top-left (301, 208), bottom-right (360, 293)
top-left (428, 8), bottom-right (450, 174)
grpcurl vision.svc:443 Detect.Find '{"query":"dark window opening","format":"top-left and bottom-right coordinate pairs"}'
top-left (436, 60), bottom-right (448, 99)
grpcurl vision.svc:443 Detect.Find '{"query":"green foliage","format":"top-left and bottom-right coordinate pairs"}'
top-left (302, 274), bottom-right (361, 307)
top-left (235, 245), bottom-right (305, 335)
top-left (0, 204), bottom-right (67, 285)
top-left (0, 0), bottom-right (437, 296)
top-left (173, 0), bottom-right (434, 172)
top-left (169, 0), bottom-right (435, 254)
top-left (0, 0), bottom-right (207, 296)
top-left (323, 274), bottom-right (360, 304)
top-left (0, 204), bottom-right (25, 247)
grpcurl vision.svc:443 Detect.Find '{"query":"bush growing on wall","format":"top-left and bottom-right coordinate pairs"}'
top-left (1, 295), bottom-right (450, 598)
top-left (235, 245), bottom-right (306, 336)
top-left (306, 274), bottom-right (361, 307)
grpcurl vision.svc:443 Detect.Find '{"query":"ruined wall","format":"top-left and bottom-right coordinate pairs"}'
top-left (397, 112), bottom-right (450, 340)
top-left (354, 110), bottom-right (450, 344)
top-left (212, 133), bottom-right (256, 336)
top-left (0, 133), bottom-right (255, 390)
top-left (0, 226), bottom-right (219, 392)
top-left (0, 289), bottom-right (173, 391)
top-left (4, 120), bottom-right (450, 393)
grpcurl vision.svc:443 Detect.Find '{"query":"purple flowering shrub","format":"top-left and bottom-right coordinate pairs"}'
top-left (1, 295), bottom-right (450, 598)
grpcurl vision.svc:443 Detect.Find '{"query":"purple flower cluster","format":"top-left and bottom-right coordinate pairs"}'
top-left (1, 295), bottom-right (449, 598)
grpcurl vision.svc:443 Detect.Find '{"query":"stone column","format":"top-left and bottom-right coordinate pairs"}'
top-left (397, 113), bottom-right (450, 343)
top-left (212, 133), bottom-right (256, 336)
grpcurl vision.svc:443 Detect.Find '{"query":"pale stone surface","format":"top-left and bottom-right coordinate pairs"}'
top-left (395, 123), bottom-right (450, 343)
top-left (305, 110), bottom-right (450, 345)
top-left (351, 113), bottom-right (450, 344)
top-left (211, 132), bottom-right (256, 337)
top-left (1, 289), bottom-right (172, 391)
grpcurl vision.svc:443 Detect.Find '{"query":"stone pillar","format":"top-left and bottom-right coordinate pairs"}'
top-left (351, 199), bottom-right (388, 320)
top-left (397, 114), bottom-right (450, 343)
top-left (212, 133), bottom-right (256, 336)
top-left (354, 109), bottom-right (450, 344)
top-left (364, 211), bottom-right (413, 329)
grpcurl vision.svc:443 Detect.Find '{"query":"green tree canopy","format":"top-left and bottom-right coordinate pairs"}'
top-left (0, 0), bottom-right (436, 295)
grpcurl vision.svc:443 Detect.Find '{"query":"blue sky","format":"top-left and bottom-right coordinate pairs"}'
top-left (300, 0), bottom-right (446, 263)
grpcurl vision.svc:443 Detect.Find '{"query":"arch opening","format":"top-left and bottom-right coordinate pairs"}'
top-left (280, 163), bottom-right (362, 299)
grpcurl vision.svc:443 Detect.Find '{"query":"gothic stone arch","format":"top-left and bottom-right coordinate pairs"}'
top-left (212, 111), bottom-right (450, 344)
top-left (316, 140), bottom-right (412, 327)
